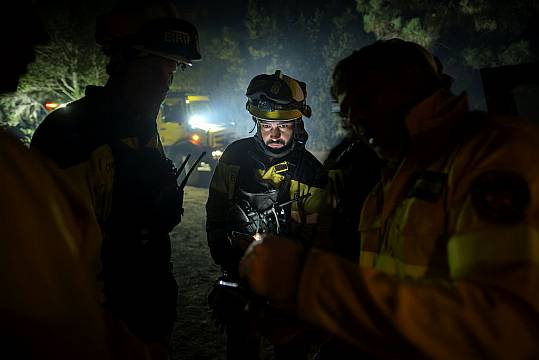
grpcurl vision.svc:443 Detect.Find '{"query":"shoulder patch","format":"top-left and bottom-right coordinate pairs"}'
top-left (407, 171), bottom-right (447, 202)
top-left (470, 170), bottom-right (530, 224)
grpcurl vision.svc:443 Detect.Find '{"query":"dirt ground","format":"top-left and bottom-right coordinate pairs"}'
top-left (168, 186), bottom-right (309, 360)
top-left (169, 186), bottom-right (226, 360)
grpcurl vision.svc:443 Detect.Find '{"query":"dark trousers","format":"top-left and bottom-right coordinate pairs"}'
top-left (225, 312), bottom-right (310, 360)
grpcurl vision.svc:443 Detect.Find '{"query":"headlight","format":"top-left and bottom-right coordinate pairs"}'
top-left (211, 150), bottom-right (223, 160)
top-left (189, 114), bottom-right (226, 132)
top-left (188, 114), bottom-right (207, 129)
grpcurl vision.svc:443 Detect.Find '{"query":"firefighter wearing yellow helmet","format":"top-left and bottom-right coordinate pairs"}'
top-left (206, 70), bottom-right (327, 359)
top-left (31, 1), bottom-right (201, 357)
top-left (239, 39), bottom-right (539, 358)
top-left (246, 70), bottom-right (312, 157)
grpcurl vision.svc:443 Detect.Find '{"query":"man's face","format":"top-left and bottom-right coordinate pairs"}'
top-left (121, 55), bottom-right (178, 115)
top-left (335, 71), bottom-right (411, 161)
top-left (259, 120), bottom-right (295, 149)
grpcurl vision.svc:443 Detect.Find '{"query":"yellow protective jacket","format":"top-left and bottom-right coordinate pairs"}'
top-left (31, 85), bottom-right (180, 342)
top-left (0, 130), bottom-right (111, 359)
top-left (295, 90), bottom-right (539, 357)
top-left (206, 137), bottom-right (327, 274)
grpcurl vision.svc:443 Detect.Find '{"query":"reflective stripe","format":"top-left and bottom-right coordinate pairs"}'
top-left (248, 106), bottom-right (303, 120)
top-left (448, 225), bottom-right (539, 279)
top-left (259, 164), bottom-right (286, 186)
top-left (359, 251), bottom-right (428, 279)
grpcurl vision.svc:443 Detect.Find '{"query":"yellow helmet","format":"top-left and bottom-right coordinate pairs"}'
top-left (246, 70), bottom-right (311, 121)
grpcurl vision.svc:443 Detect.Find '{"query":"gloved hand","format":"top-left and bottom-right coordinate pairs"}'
top-left (228, 231), bottom-right (256, 251)
top-left (239, 233), bottom-right (305, 302)
top-left (208, 274), bottom-right (250, 333)
top-left (226, 202), bottom-right (259, 236)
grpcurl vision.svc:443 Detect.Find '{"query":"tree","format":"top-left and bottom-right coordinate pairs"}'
top-left (0, 1), bottom-right (109, 145)
top-left (353, 0), bottom-right (538, 109)
top-left (355, 0), bottom-right (538, 68)
top-left (172, 0), bottom-right (371, 151)
top-left (228, 0), bottom-right (372, 150)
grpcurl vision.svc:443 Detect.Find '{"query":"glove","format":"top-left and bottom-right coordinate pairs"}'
top-left (208, 275), bottom-right (250, 333)
top-left (226, 201), bottom-right (259, 236)
top-left (228, 231), bottom-right (256, 251)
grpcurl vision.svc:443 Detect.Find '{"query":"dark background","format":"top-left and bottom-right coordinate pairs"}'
top-left (5, 0), bottom-right (538, 148)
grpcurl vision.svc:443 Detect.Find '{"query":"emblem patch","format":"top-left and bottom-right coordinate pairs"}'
top-left (470, 170), bottom-right (530, 224)
top-left (273, 162), bottom-right (289, 174)
top-left (407, 171), bottom-right (447, 202)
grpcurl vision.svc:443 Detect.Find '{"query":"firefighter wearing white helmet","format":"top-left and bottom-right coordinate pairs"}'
top-left (31, 1), bottom-right (200, 358)
top-left (206, 70), bottom-right (327, 359)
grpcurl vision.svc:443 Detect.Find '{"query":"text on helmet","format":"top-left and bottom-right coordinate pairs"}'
top-left (164, 31), bottom-right (191, 45)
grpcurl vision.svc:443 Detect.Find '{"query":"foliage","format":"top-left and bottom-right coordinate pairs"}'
top-left (0, 93), bottom-right (47, 145)
top-left (188, 0), bottom-right (370, 150)
top-left (0, 3), bottom-right (108, 145)
top-left (355, 0), bottom-right (538, 68)
top-left (7, 0), bottom-right (535, 148)
top-left (20, 35), bottom-right (107, 101)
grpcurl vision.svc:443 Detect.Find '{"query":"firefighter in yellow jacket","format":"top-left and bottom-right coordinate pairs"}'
top-left (240, 39), bottom-right (539, 357)
top-left (0, 4), bottom-right (113, 358)
top-left (30, 1), bottom-right (201, 353)
top-left (206, 71), bottom-right (327, 359)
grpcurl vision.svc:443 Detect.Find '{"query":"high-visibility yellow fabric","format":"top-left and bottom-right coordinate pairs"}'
top-left (247, 105), bottom-right (303, 121)
top-left (296, 89), bottom-right (539, 357)
top-left (0, 130), bottom-right (111, 359)
top-left (206, 137), bottom-right (326, 270)
top-left (448, 225), bottom-right (539, 278)
top-left (208, 146), bottom-right (325, 237)
top-left (30, 86), bottom-right (177, 357)
top-left (31, 96), bottom-right (166, 300)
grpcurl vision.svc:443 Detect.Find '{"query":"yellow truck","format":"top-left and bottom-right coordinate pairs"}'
top-left (40, 93), bottom-right (237, 187)
top-left (157, 91), bottom-right (237, 187)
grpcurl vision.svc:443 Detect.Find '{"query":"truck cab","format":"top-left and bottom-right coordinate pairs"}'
top-left (157, 92), bottom-right (237, 187)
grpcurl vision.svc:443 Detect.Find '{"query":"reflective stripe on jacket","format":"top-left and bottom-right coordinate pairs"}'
top-left (31, 87), bottom-right (165, 293)
top-left (206, 137), bottom-right (327, 271)
top-left (295, 90), bottom-right (539, 357)
top-left (1, 130), bottom-right (112, 359)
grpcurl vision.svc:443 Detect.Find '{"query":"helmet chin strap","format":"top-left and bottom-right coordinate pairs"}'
top-left (254, 121), bottom-right (296, 158)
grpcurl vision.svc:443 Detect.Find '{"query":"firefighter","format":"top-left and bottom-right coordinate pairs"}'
top-left (322, 131), bottom-right (382, 261)
top-left (0, 3), bottom-right (113, 359)
top-left (31, 1), bottom-right (201, 357)
top-left (206, 70), bottom-right (327, 359)
top-left (239, 38), bottom-right (539, 357)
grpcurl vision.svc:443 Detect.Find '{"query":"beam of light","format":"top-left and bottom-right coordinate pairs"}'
top-left (188, 114), bottom-right (226, 132)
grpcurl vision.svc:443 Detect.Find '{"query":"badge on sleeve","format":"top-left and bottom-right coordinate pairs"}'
top-left (470, 170), bottom-right (530, 224)
top-left (407, 171), bottom-right (447, 202)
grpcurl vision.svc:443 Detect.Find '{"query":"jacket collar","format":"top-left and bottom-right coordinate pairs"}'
top-left (405, 89), bottom-right (469, 140)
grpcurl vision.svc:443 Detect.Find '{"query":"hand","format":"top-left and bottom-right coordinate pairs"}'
top-left (239, 233), bottom-right (305, 302)
top-left (208, 276), bottom-right (250, 333)
top-left (228, 231), bottom-right (256, 251)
